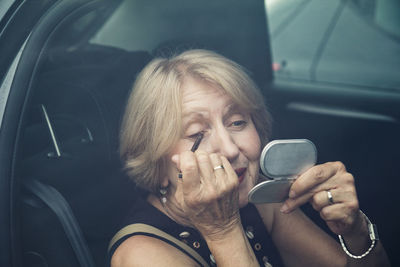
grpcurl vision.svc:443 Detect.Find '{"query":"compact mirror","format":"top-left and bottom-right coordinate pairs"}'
top-left (248, 139), bottom-right (317, 203)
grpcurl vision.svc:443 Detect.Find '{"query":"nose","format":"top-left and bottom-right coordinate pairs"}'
top-left (208, 127), bottom-right (240, 162)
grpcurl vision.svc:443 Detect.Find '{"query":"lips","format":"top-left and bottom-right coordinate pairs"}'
top-left (235, 168), bottom-right (246, 183)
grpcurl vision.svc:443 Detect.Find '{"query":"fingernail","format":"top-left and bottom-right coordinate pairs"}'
top-left (280, 204), bottom-right (289, 213)
top-left (289, 190), bottom-right (296, 198)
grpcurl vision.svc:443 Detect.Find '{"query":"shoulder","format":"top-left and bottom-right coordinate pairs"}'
top-left (253, 203), bottom-right (278, 233)
top-left (111, 234), bottom-right (199, 267)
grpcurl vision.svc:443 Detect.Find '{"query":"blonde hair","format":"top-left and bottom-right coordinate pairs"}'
top-left (120, 49), bottom-right (272, 193)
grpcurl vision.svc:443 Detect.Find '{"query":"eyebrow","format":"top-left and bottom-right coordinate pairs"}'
top-left (182, 107), bottom-right (204, 117)
top-left (225, 103), bottom-right (240, 114)
top-left (223, 103), bottom-right (246, 120)
top-left (182, 103), bottom-right (246, 126)
top-left (182, 112), bottom-right (206, 125)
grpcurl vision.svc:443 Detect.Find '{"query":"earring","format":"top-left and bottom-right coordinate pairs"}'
top-left (160, 187), bottom-right (167, 204)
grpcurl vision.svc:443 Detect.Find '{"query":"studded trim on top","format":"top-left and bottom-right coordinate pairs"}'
top-left (108, 197), bottom-right (284, 267)
top-left (109, 223), bottom-right (210, 267)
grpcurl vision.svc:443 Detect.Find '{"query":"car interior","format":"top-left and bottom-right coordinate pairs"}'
top-left (0, 0), bottom-right (398, 266)
top-left (9, 1), bottom-right (271, 266)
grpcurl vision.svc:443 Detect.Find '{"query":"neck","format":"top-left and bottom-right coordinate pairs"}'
top-left (147, 193), bottom-right (193, 228)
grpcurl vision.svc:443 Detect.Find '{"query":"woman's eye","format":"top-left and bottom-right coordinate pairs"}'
top-left (231, 120), bottom-right (247, 127)
top-left (188, 131), bottom-right (205, 139)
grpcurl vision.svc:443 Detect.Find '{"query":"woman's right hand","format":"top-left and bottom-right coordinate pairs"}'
top-left (172, 149), bottom-right (241, 241)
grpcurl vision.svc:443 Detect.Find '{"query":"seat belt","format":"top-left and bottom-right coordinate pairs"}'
top-left (23, 179), bottom-right (95, 267)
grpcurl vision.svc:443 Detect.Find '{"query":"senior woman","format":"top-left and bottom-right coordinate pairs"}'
top-left (109, 49), bottom-right (389, 266)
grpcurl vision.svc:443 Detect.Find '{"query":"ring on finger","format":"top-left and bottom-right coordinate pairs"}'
top-left (213, 165), bottom-right (224, 171)
top-left (327, 190), bottom-right (334, 205)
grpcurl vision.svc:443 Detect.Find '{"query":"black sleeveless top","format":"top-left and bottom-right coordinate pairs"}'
top-left (108, 197), bottom-right (284, 266)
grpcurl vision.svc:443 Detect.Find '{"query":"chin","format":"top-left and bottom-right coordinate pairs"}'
top-left (238, 189), bottom-right (251, 208)
top-left (238, 177), bottom-right (256, 208)
top-left (239, 197), bottom-right (249, 208)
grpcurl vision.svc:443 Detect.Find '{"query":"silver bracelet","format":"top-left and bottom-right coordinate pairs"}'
top-left (338, 210), bottom-right (379, 259)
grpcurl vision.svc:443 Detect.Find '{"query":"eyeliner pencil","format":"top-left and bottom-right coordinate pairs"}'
top-left (191, 132), bottom-right (204, 152)
top-left (179, 132), bottom-right (204, 178)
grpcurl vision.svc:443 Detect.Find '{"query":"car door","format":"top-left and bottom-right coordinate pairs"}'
top-left (1, 1), bottom-right (272, 266)
top-left (2, 0), bottom-right (397, 266)
top-left (0, 1), bottom-right (60, 265)
top-left (264, 0), bottom-right (400, 265)
top-left (0, 1), bottom-right (123, 266)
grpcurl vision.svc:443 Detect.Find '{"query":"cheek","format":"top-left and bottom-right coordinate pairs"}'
top-left (241, 125), bottom-right (261, 186)
top-left (235, 125), bottom-right (261, 185)
top-left (240, 126), bottom-right (261, 161)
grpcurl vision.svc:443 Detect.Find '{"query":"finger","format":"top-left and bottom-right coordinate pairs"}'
top-left (289, 162), bottom-right (340, 199)
top-left (320, 203), bottom-right (348, 222)
top-left (219, 156), bottom-right (239, 199)
top-left (220, 156), bottom-right (238, 185)
top-left (210, 154), bottom-right (237, 197)
top-left (281, 182), bottom-right (333, 213)
top-left (283, 184), bottom-right (358, 214)
top-left (217, 156), bottom-right (239, 197)
top-left (180, 151), bottom-right (201, 194)
top-left (195, 150), bottom-right (215, 186)
top-left (209, 153), bottom-right (225, 180)
top-left (281, 189), bottom-right (315, 213)
top-left (319, 203), bottom-right (357, 224)
top-left (311, 190), bottom-right (332, 211)
top-left (310, 189), bottom-right (338, 211)
top-left (321, 204), bottom-right (361, 235)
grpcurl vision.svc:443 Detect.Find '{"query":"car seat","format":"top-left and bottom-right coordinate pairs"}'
top-left (19, 44), bottom-right (151, 267)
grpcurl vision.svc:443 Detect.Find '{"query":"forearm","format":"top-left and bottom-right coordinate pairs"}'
top-left (204, 224), bottom-right (260, 267)
top-left (344, 241), bottom-right (390, 267)
top-left (341, 223), bottom-right (390, 267)
top-left (335, 206), bottom-right (391, 266)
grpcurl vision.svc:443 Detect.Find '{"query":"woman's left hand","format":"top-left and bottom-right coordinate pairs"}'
top-left (280, 161), bottom-right (363, 236)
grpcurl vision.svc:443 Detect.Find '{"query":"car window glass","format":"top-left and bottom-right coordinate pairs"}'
top-left (90, 0), bottom-right (231, 52)
top-left (0, 38), bottom-right (27, 128)
top-left (0, 0), bottom-right (14, 22)
top-left (90, 0), bottom-right (271, 85)
top-left (266, 0), bottom-right (400, 91)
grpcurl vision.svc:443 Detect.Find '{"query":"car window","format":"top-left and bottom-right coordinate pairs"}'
top-left (0, 0), bottom-right (14, 21)
top-left (0, 39), bottom-right (26, 128)
top-left (266, 0), bottom-right (400, 91)
top-left (90, 0), bottom-right (271, 85)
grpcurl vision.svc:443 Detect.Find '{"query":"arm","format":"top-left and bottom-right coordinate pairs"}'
top-left (174, 150), bottom-right (260, 267)
top-left (113, 150), bottom-right (260, 267)
top-left (110, 221), bottom-right (258, 267)
top-left (205, 223), bottom-right (259, 267)
top-left (257, 203), bottom-right (345, 267)
top-left (111, 235), bottom-right (200, 267)
top-left (258, 161), bottom-right (390, 267)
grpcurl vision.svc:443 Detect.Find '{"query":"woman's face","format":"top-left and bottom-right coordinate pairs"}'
top-left (166, 76), bottom-right (261, 207)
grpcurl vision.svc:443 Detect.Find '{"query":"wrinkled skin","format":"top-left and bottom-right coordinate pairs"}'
top-left (161, 76), bottom-right (261, 239)
top-left (281, 161), bottom-right (363, 237)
